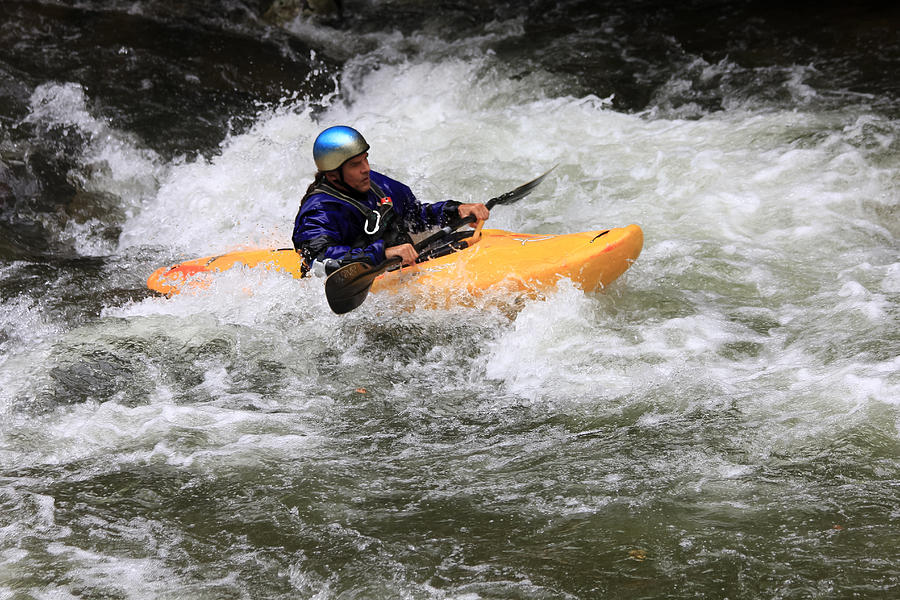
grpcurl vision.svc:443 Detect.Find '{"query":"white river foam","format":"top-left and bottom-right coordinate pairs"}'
top-left (1, 15), bottom-right (898, 600)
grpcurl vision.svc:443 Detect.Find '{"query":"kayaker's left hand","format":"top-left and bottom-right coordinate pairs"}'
top-left (385, 243), bottom-right (419, 266)
top-left (458, 203), bottom-right (489, 225)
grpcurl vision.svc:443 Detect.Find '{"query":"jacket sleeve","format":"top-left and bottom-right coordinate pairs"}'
top-left (420, 199), bottom-right (462, 229)
top-left (378, 175), bottom-right (461, 233)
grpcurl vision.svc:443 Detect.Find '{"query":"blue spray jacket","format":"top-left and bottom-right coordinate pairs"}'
top-left (292, 170), bottom-right (460, 270)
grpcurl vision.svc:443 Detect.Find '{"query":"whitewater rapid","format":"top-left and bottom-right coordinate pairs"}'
top-left (1, 12), bottom-right (898, 599)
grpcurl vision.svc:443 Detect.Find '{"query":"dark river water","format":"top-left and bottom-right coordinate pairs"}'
top-left (1, 1), bottom-right (898, 598)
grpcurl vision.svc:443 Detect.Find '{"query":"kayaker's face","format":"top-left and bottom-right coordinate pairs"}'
top-left (331, 152), bottom-right (370, 193)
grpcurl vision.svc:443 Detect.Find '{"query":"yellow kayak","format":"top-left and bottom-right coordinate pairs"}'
top-left (147, 225), bottom-right (643, 298)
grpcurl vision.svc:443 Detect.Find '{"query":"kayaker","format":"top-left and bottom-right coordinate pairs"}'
top-left (292, 126), bottom-right (489, 275)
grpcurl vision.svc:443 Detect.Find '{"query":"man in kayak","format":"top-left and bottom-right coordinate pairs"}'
top-left (292, 125), bottom-right (489, 275)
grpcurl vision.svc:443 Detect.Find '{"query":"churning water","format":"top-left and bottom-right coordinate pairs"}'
top-left (1, 1), bottom-right (898, 598)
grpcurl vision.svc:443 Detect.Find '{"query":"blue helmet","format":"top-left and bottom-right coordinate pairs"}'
top-left (313, 126), bottom-right (370, 172)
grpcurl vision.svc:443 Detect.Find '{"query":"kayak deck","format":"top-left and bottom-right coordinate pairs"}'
top-left (146, 226), bottom-right (643, 298)
top-left (370, 225), bottom-right (643, 295)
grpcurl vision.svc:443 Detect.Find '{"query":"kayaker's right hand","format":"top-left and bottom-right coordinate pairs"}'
top-left (385, 243), bottom-right (418, 266)
top-left (458, 203), bottom-right (490, 225)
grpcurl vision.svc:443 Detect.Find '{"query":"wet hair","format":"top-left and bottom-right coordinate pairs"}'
top-left (305, 172), bottom-right (327, 197)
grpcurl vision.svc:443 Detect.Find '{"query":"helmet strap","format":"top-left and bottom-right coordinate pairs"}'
top-left (323, 168), bottom-right (347, 190)
top-left (325, 167), bottom-right (367, 201)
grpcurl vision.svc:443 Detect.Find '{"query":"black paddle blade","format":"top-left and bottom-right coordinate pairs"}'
top-left (486, 165), bottom-right (557, 209)
top-left (324, 259), bottom-right (395, 314)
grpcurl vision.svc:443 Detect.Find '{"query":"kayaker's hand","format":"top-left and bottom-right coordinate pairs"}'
top-left (458, 203), bottom-right (489, 226)
top-left (385, 243), bottom-right (419, 266)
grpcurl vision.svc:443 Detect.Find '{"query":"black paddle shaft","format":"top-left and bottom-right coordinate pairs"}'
top-left (324, 166), bottom-right (557, 314)
top-left (407, 165), bottom-right (558, 257)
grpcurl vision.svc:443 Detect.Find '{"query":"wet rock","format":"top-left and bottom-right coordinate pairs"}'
top-left (263, 0), bottom-right (343, 25)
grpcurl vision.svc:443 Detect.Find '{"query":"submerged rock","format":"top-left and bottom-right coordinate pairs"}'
top-left (263, 0), bottom-right (343, 24)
